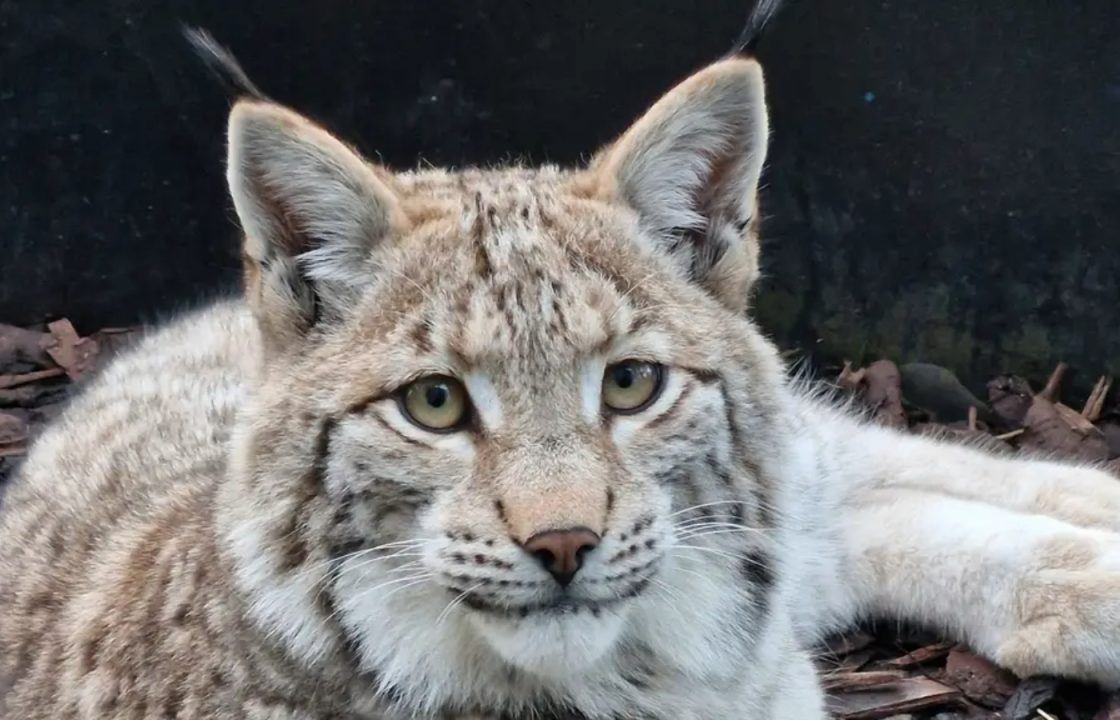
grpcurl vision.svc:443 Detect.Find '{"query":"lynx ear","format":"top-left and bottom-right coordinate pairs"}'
top-left (227, 101), bottom-right (403, 350)
top-left (587, 58), bottom-right (769, 310)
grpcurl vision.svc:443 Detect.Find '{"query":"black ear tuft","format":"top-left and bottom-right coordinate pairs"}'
top-left (729, 0), bottom-right (785, 56)
top-left (182, 26), bottom-right (269, 102)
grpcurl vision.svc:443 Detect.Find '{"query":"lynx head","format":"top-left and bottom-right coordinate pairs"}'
top-left (221, 57), bottom-right (793, 711)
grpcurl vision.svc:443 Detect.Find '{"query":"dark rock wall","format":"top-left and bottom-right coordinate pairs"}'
top-left (1, 1), bottom-right (1117, 393)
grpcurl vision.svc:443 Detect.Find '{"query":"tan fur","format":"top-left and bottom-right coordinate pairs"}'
top-left (3, 53), bottom-right (1119, 719)
top-left (0, 58), bottom-right (788, 718)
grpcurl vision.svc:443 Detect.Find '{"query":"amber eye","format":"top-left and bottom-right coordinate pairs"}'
top-left (400, 376), bottom-right (469, 431)
top-left (602, 361), bottom-right (665, 414)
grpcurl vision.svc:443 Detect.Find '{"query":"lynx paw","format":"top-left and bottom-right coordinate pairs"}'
top-left (996, 533), bottom-right (1120, 688)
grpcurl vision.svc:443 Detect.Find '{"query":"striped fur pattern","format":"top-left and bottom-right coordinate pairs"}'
top-left (2, 57), bottom-right (1119, 719)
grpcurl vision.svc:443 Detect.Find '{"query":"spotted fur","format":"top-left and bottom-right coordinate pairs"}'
top-left (2, 56), bottom-right (1119, 720)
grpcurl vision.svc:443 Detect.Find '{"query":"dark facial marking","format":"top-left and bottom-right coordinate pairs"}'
top-left (643, 381), bottom-right (694, 430)
top-left (278, 416), bottom-right (337, 571)
top-left (740, 548), bottom-right (775, 624)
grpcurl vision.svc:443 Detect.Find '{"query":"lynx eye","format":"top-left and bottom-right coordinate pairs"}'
top-left (400, 375), bottom-right (469, 431)
top-left (602, 360), bottom-right (665, 414)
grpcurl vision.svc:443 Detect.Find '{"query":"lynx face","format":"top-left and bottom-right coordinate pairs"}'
top-left (221, 57), bottom-right (790, 703)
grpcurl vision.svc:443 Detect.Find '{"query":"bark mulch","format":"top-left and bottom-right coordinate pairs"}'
top-left (1, 320), bottom-right (1117, 719)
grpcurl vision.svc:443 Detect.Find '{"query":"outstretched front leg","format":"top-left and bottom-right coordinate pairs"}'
top-left (799, 402), bottom-right (1120, 688)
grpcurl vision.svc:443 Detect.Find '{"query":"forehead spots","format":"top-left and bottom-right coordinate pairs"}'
top-left (355, 171), bottom-right (695, 378)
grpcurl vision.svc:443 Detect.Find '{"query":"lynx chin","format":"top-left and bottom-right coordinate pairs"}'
top-left (2, 49), bottom-right (1120, 720)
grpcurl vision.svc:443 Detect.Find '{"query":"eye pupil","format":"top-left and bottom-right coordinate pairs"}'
top-left (613, 366), bottom-right (635, 389)
top-left (426, 385), bottom-right (448, 408)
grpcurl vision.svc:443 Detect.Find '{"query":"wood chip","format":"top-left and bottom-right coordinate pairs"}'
top-left (838, 361), bottom-right (866, 391)
top-left (1038, 362), bottom-right (1067, 402)
top-left (1099, 421), bottom-right (1120, 459)
top-left (822, 631), bottom-right (877, 658)
top-left (1019, 395), bottom-right (1110, 462)
top-left (988, 374), bottom-right (1035, 428)
top-left (941, 647), bottom-right (1018, 709)
top-left (1003, 677), bottom-right (1061, 720)
top-left (42, 319), bottom-right (99, 380)
top-left (1081, 376), bottom-right (1113, 422)
top-left (0, 323), bottom-right (52, 371)
top-left (823, 670), bottom-right (909, 692)
top-left (827, 676), bottom-right (961, 719)
top-left (0, 367), bottom-right (66, 389)
top-left (0, 412), bottom-right (28, 445)
top-left (883, 642), bottom-right (955, 669)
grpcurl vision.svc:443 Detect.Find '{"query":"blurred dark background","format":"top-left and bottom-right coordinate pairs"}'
top-left (1, 1), bottom-right (1117, 394)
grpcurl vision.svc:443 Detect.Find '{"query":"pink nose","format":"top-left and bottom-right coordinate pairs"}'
top-left (522, 527), bottom-right (601, 587)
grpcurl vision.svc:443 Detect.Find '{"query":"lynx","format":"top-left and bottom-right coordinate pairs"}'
top-left (1, 39), bottom-right (1119, 720)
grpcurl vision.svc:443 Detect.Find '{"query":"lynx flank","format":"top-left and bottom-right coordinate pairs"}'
top-left (2, 50), bottom-right (1120, 720)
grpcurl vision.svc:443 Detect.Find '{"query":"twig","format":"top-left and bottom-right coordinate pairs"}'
top-left (967, 406), bottom-right (978, 431)
top-left (994, 428), bottom-right (1026, 441)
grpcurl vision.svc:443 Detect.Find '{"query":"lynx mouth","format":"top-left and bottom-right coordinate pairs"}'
top-left (456, 576), bottom-right (652, 618)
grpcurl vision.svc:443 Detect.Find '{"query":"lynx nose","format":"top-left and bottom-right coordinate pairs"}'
top-left (523, 527), bottom-right (600, 587)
